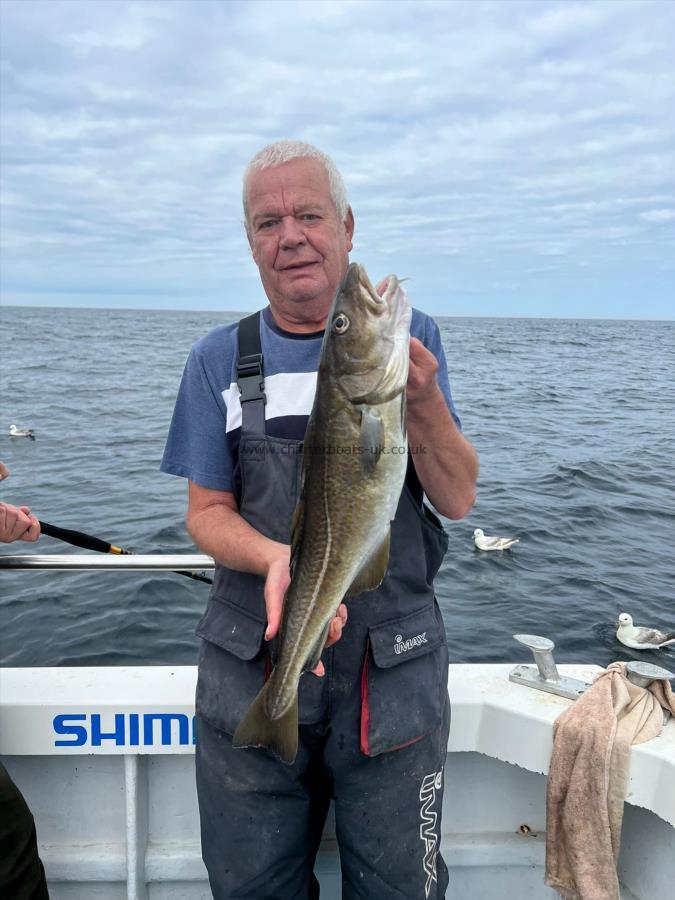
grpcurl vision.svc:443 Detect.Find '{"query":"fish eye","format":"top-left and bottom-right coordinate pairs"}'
top-left (333, 313), bottom-right (350, 334)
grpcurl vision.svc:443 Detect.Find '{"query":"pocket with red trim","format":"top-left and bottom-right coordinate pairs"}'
top-left (360, 603), bottom-right (449, 757)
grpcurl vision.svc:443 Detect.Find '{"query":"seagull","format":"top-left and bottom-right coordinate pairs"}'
top-left (9, 424), bottom-right (35, 440)
top-left (616, 613), bottom-right (675, 650)
top-left (473, 528), bottom-right (519, 551)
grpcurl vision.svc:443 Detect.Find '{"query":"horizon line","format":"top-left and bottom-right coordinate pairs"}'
top-left (1, 303), bottom-right (673, 324)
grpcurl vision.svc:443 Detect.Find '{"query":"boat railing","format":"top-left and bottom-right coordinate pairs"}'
top-left (0, 554), bottom-right (215, 572)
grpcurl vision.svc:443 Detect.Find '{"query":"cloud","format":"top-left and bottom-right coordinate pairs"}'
top-left (639, 208), bottom-right (675, 223)
top-left (0, 0), bottom-right (674, 317)
top-left (528, 2), bottom-right (608, 40)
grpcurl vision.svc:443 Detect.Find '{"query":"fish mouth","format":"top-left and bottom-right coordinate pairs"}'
top-left (341, 263), bottom-right (409, 328)
top-left (339, 262), bottom-right (411, 355)
top-left (335, 263), bottom-right (411, 405)
top-left (337, 261), bottom-right (361, 292)
top-left (340, 263), bottom-right (381, 312)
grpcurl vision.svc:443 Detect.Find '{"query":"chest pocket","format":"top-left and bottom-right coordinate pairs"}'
top-left (360, 602), bottom-right (449, 757)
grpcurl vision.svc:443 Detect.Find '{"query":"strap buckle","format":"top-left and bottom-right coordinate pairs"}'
top-left (236, 353), bottom-right (266, 404)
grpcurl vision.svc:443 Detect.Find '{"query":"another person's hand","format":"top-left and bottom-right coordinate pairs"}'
top-left (264, 548), bottom-right (348, 677)
top-left (0, 503), bottom-right (40, 543)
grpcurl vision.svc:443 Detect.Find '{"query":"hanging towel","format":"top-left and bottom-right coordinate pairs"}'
top-left (545, 661), bottom-right (675, 900)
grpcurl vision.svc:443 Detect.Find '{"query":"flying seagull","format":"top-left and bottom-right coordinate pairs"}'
top-left (616, 613), bottom-right (675, 650)
top-left (473, 528), bottom-right (519, 551)
top-left (9, 424), bottom-right (35, 440)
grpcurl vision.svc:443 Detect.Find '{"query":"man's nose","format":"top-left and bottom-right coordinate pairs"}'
top-left (278, 216), bottom-right (306, 248)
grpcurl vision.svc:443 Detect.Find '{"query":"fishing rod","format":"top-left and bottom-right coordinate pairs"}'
top-left (38, 521), bottom-right (213, 585)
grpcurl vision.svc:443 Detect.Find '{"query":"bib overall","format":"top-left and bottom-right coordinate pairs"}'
top-left (195, 313), bottom-right (451, 900)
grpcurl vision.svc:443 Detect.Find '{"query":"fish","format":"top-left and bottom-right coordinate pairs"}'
top-left (232, 261), bottom-right (411, 764)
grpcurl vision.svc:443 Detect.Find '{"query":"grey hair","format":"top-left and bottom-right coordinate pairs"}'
top-left (243, 140), bottom-right (349, 232)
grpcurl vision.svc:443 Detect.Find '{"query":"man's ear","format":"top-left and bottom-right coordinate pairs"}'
top-left (344, 206), bottom-right (355, 252)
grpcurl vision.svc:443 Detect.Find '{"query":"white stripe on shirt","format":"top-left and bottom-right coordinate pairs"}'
top-left (222, 370), bottom-right (318, 434)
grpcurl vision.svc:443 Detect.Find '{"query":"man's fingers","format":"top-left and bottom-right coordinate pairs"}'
top-left (12, 512), bottom-right (32, 541)
top-left (314, 602), bottom-right (350, 666)
top-left (324, 617), bottom-right (343, 648)
top-left (1, 505), bottom-right (19, 541)
top-left (0, 504), bottom-right (32, 543)
top-left (324, 604), bottom-right (348, 649)
top-left (264, 591), bottom-right (282, 641)
top-left (21, 516), bottom-right (41, 542)
top-left (264, 557), bottom-right (290, 641)
top-left (263, 578), bottom-right (281, 640)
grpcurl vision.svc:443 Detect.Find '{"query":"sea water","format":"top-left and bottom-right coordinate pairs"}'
top-left (1, 306), bottom-right (674, 669)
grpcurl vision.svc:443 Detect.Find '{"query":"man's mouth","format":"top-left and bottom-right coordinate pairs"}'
top-left (280, 260), bottom-right (319, 272)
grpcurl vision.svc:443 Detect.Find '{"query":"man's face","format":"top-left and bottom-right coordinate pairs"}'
top-left (246, 157), bottom-right (354, 323)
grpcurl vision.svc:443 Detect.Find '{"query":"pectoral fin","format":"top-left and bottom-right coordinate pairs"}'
top-left (345, 530), bottom-right (391, 597)
top-left (359, 406), bottom-right (385, 475)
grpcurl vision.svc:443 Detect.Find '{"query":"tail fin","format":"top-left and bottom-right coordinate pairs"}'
top-left (232, 681), bottom-right (299, 765)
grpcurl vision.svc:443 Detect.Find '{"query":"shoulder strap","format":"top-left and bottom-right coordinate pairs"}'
top-left (236, 311), bottom-right (266, 434)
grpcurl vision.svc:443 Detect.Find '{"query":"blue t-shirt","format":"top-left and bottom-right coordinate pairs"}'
top-left (161, 306), bottom-right (460, 497)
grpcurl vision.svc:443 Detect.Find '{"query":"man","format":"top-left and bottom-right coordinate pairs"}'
top-left (161, 140), bottom-right (477, 899)
top-left (0, 462), bottom-right (49, 900)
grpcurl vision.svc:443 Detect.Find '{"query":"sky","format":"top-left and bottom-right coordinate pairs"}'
top-left (1, 0), bottom-right (674, 319)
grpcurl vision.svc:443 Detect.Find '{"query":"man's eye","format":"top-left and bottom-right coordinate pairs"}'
top-left (301, 214), bottom-right (319, 221)
top-left (258, 220), bottom-right (277, 230)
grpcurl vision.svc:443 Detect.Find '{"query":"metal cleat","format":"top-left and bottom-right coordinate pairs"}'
top-left (625, 660), bottom-right (675, 688)
top-left (626, 661), bottom-right (674, 725)
top-left (509, 634), bottom-right (591, 701)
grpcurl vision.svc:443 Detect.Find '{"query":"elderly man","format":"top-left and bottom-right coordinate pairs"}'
top-left (161, 140), bottom-right (477, 900)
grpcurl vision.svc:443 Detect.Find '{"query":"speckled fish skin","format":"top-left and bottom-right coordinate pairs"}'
top-left (232, 262), bottom-right (411, 764)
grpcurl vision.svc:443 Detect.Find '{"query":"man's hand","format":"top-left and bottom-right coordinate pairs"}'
top-left (264, 552), bottom-right (292, 642)
top-left (186, 485), bottom-right (349, 677)
top-left (407, 336), bottom-right (441, 405)
top-left (0, 503), bottom-right (40, 543)
top-left (264, 549), bottom-right (348, 677)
